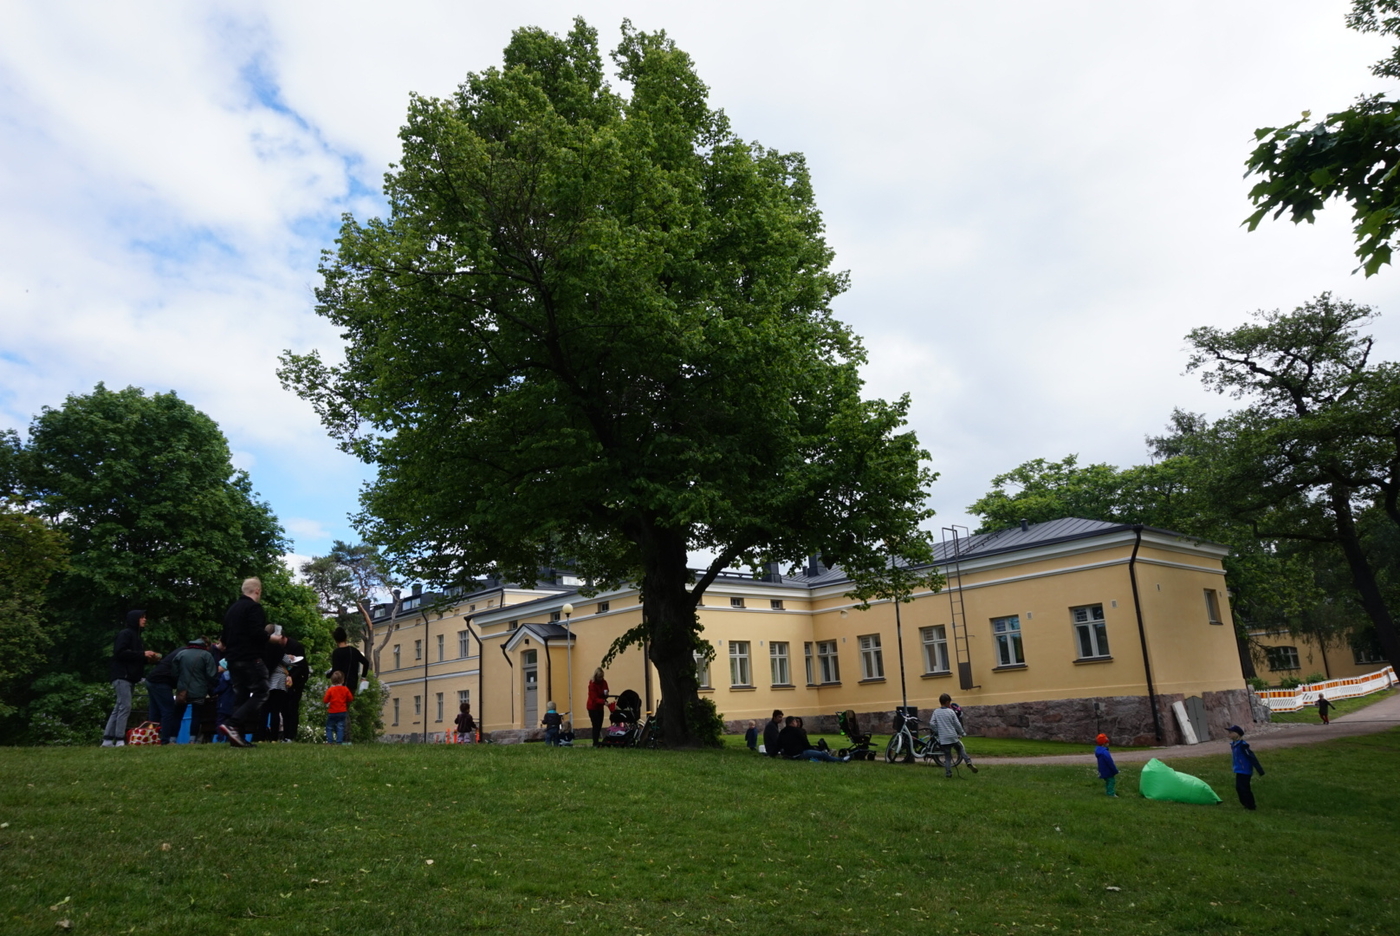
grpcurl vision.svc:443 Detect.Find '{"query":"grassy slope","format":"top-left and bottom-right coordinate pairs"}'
top-left (0, 732), bottom-right (1396, 936)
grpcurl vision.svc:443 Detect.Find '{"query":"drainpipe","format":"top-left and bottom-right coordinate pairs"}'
top-left (1128, 525), bottom-right (1164, 743)
top-left (542, 632), bottom-right (553, 704)
top-left (421, 609), bottom-right (431, 744)
top-left (499, 641), bottom-right (514, 725)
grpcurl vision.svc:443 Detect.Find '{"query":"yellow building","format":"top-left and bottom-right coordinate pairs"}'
top-left (1247, 627), bottom-right (1389, 683)
top-left (371, 518), bottom-right (1255, 745)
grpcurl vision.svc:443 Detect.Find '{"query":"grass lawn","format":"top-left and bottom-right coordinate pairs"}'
top-left (0, 731), bottom-right (1396, 936)
top-left (1267, 689), bottom-right (1395, 724)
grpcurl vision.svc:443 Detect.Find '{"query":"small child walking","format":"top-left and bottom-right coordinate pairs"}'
top-left (1094, 733), bottom-right (1119, 797)
top-left (744, 720), bottom-right (758, 751)
top-left (1316, 694), bottom-right (1334, 725)
top-left (1228, 724), bottom-right (1265, 810)
top-left (542, 701), bottom-right (562, 746)
top-left (323, 671), bottom-right (354, 744)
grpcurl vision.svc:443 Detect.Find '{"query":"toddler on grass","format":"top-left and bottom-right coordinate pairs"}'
top-left (324, 671), bottom-right (354, 744)
top-left (1095, 733), bottom-right (1119, 797)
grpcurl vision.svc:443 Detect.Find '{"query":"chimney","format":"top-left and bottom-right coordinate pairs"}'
top-left (412, 583), bottom-right (423, 597)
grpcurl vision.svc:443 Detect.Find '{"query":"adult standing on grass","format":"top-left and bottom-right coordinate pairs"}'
top-left (102, 610), bottom-right (159, 747)
top-left (171, 637), bottom-right (218, 743)
top-left (283, 638), bottom-right (310, 742)
top-left (763, 709), bottom-right (783, 757)
top-left (144, 646), bottom-right (182, 744)
top-left (220, 577), bottom-right (285, 748)
top-left (1228, 725), bottom-right (1265, 811)
top-left (586, 667), bottom-right (609, 747)
top-left (329, 627), bottom-right (370, 742)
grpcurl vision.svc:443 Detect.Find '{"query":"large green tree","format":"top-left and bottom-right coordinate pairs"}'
top-left (1244, 1), bottom-right (1400, 276)
top-left (0, 506), bottom-right (67, 715)
top-left (281, 20), bottom-right (936, 745)
top-left (1183, 294), bottom-right (1400, 670)
top-left (20, 384), bottom-right (288, 675)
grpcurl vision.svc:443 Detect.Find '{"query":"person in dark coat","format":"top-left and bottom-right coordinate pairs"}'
top-left (102, 610), bottom-right (159, 746)
top-left (1228, 725), bottom-right (1266, 810)
top-left (763, 709), bottom-right (784, 757)
top-left (329, 627), bottom-right (370, 741)
top-left (172, 637), bottom-right (219, 742)
top-left (144, 647), bottom-right (181, 743)
top-left (282, 638), bottom-right (310, 742)
top-left (219, 578), bottom-right (285, 748)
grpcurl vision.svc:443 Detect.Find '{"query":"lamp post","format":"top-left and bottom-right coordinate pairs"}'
top-left (562, 603), bottom-right (574, 722)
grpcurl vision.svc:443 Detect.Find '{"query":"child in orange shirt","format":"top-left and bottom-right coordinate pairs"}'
top-left (323, 671), bottom-right (354, 744)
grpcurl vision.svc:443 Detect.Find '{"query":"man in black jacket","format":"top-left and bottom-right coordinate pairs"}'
top-left (219, 578), bottom-right (285, 748)
top-left (763, 709), bottom-right (784, 757)
top-left (102, 609), bottom-right (159, 746)
top-left (329, 627), bottom-right (371, 741)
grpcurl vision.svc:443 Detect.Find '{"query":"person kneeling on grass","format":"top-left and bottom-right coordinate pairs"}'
top-left (324, 671), bottom-right (353, 744)
top-left (777, 716), bottom-right (850, 762)
top-left (1094, 733), bottom-right (1119, 796)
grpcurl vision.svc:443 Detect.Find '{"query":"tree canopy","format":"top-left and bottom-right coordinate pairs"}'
top-left (281, 19), bottom-right (936, 744)
top-left (1244, 1), bottom-right (1400, 276)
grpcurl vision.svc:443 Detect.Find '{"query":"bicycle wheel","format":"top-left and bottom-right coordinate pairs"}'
top-left (885, 731), bottom-right (906, 764)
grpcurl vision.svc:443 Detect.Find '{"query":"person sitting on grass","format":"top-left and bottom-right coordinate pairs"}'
top-left (763, 709), bottom-right (783, 757)
top-left (323, 671), bottom-right (353, 745)
top-left (776, 716), bottom-right (850, 762)
top-left (542, 702), bottom-right (563, 746)
top-left (1094, 733), bottom-right (1119, 797)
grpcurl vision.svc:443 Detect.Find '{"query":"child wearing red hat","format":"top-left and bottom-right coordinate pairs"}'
top-left (1094, 733), bottom-right (1119, 797)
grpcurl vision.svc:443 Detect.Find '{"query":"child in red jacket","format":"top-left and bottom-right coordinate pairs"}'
top-left (323, 671), bottom-right (354, 744)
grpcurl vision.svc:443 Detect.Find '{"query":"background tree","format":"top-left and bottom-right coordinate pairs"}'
top-left (1244, 1), bottom-right (1400, 275)
top-left (281, 19), bottom-right (936, 745)
top-left (0, 507), bottom-right (66, 716)
top-left (300, 541), bottom-right (400, 672)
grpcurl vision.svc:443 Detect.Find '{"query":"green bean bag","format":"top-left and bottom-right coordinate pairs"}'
top-left (1138, 757), bottom-right (1221, 804)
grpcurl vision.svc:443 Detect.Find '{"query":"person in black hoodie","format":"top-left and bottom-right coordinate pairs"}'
top-left (219, 578), bottom-right (285, 748)
top-left (144, 647), bottom-right (182, 743)
top-left (102, 610), bottom-right (159, 746)
top-left (282, 638), bottom-right (310, 742)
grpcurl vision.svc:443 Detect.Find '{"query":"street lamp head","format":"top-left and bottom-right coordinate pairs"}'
top-left (562, 603), bottom-right (574, 616)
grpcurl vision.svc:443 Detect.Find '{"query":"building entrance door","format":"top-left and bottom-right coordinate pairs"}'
top-left (522, 650), bottom-right (538, 728)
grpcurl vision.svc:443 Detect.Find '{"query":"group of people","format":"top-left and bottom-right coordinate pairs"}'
top-left (101, 578), bottom-right (375, 747)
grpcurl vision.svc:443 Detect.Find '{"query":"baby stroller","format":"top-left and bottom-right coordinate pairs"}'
top-left (836, 709), bottom-right (878, 760)
top-left (599, 689), bottom-right (643, 747)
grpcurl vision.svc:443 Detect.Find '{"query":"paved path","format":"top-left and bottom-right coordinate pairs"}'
top-left (967, 690), bottom-right (1400, 767)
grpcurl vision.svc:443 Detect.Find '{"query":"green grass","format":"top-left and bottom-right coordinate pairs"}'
top-left (0, 731), bottom-right (1396, 935)
top-left (1267, 689), bottom-right (1394, 724)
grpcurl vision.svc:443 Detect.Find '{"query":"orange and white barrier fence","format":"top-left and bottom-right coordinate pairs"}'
top-left (1255, 666), bottom-right (1396, 713)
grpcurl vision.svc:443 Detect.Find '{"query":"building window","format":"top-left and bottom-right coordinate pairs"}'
top-left (458, 689), bottom-right (470, 708)
top-left (550, 611), bottom-right (561, 623)
top-left (437, 634), bottom-right (445, 662)
top-left (1072, 604), bottom-right (1110, 658)
top-left (859, 634), bottom-right (884, 679)
top-left (508, 620), bottom-right (518, 630)
top-left (993, 616), bottom-right (1024, 667)
top-left (729, 641), bottom-right (752, 686)
top-left (458, 630), bottom-right (470, 658)
top-left (817, 640), bottom-right (840, 683)
top-left (469, 604), bottom-right (476, 613)
top-left (695, 644), bottom-right (711, 689)
top-left (770, 599), bottom-right (784, 610)
top-left (435, 692), bottom-right (444, 722)
top-left (392, 697), bottom-right (400, 726)
top-left (1353, 644), bottom-right (1386, 665)
top-left (730, 597), bottom-right (745, 609)
top-left (804, 642), bottom-right (815, 684)
top-left (770, 642), bottom-right (791, 685)
top-left (414, 639), bottom-right (422, 661)
top-left (921, 625), bottom-right (950, 674)
top-left (1205, 589), bottom-right (1223, 625)
top-left (1266, 646), bottom-right (1301, 672)
top-left (597, 601), bottom-right (610, 613)
top-left (393, 644), bottom-right (401, 670)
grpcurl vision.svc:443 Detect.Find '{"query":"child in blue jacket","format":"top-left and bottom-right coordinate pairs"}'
top-left (1228, 725), bottom-right (1265, 810)
top-left (1094, 733), bottom-right (1119, 797)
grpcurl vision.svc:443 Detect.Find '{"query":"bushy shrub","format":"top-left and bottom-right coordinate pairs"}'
top-left (687, 695), bottom-right (725, 747)
top-left (1278, 676), bottom-right (1304, 690)
top-left (1246, 676), bottom-right (1270, 691)
top-left (1304, 672), bottom-right (1326, 685)
top-left (25, 674), bottom-right (114, 745)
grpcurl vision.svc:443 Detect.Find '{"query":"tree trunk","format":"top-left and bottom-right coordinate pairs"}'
top-left (1329, 485), bottom-right (1400, 672)
top-left (634, 522), bottom-right (705, 747)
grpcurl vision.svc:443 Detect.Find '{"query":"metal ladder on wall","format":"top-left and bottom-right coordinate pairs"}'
top-left (942, 525), bottom-right (977, 690)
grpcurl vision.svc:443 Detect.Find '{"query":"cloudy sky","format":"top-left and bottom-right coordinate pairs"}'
top-left (4, 1), bottom-right (1400, 574)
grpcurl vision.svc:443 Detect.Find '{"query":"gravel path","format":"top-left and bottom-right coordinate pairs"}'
top-left (957, 690), bottom-right (1400, 768)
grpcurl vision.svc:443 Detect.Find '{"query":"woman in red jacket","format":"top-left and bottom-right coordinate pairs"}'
top-left (586, 667), bottom-right (609, 747)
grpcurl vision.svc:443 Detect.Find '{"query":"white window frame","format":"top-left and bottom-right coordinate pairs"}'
top-left (392, 697), bottom-right (400, 726)
top-left (804, 642), bottom-right (815, 685)
top-left (457, 689), bottom-right (471, 708)
top-left (437, 634), bottom-right (445, 662)
top-left (458, 630), bottom-right (470, 658)
top-left (435, 692), bottom-right (444, 722)
top-left (729, 641), bottom-right (752, 687)
top-left (695, 644), bottom-right (712, 689)
top-left (1266, 645), bottom-right (1301, 672)
top-left (413, 695), bottom-right (422, 716)
top-left (770, 641), bottom-right (791, 686)
top-left (1205, 589), bottom-right (1223, 625)
top-left (859, 634), bottom-right (885, 680)
top-left (817, 640), bottom-right (840, 683)
top-left (993, 615), bottom-right (1024, 667)
top-left (730, 597), bottom-right (746, 609)
top-left (414, 639), bottom-right (422, 661)
top-left (770, 599), bottom-right (784, 610)
top-left (597, 601), bottom-right (610, 613)
top-left (921, 625), bottom-right (950, 674)
top-left (1072, 604), bottom-right (1110, 659)
top-left (393, 644), bottom-right (401, 669)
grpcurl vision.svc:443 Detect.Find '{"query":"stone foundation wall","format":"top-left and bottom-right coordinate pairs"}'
top-left (725, 687), bottom-right (1261, 746)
